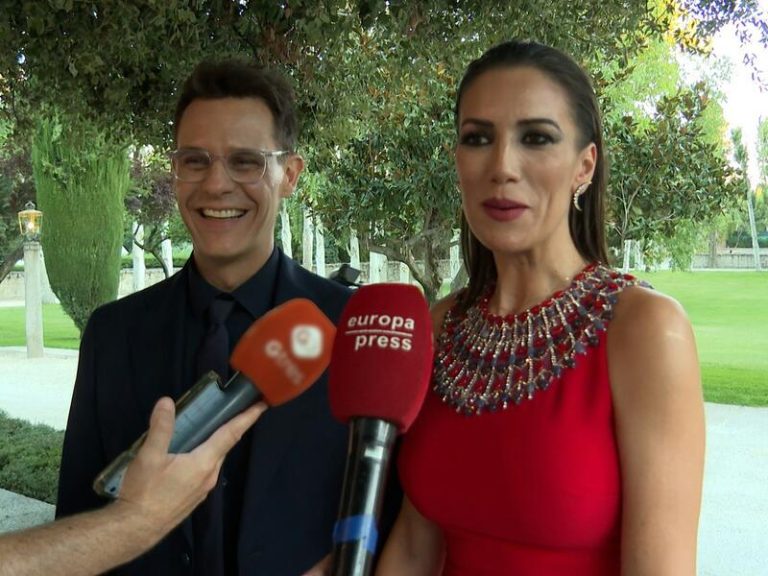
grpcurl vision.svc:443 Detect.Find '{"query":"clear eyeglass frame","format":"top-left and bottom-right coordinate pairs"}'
top-left (169, 148), bottom-right (289, 184)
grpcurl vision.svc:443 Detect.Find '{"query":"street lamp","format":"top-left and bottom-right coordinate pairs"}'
top-left (18, 201), bottom-right (43, 241)
top-left (17, 201), bottom-right (44, 358)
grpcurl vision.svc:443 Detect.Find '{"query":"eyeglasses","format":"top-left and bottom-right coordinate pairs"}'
top-left (169, 148), bottom-right (289, 184)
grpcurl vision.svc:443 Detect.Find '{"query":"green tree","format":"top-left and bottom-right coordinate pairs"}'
top-left (607, 88), bottom-right (742, 268)
top-left (31, 115), bottom-right (129, 333)
top-left (0, 148), bottom-right (35, 283)
top-left (2, 0), bottom-right (764, 295)
top-left (125, 152), bottom-right (188, 278)
top-left (755, 117), bottom-right (768, 234)
top-left (303, 1), bottom-right (663, 300)
top-left (758, 116), bottom-right (768, 188)
top-left (731, 127), bottom-right (763, 265)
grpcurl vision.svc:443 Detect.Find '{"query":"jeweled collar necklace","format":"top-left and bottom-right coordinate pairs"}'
top-left (433, 263), bottom-right (649, 416)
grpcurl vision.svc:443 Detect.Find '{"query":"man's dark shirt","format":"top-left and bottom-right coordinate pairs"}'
top-left (185, 250), bottom-right (280, 576)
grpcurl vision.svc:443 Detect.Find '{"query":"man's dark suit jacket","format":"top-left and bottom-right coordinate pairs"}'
top-left (56, 252), bottom-right (354, 575)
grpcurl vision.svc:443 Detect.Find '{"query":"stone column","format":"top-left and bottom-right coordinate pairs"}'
top-left (369, 251), bottom-right (387, 284)
top-left (302, 209), bottom-right (314, 271)
top-left (161, 237), bottom-right (174, 276)
top-left (398, 262), bottom-right (410, 284)
top-left (280, 204), bottom-right (293, 259)
top-left (349, 230), bottom-right (361, 270)
top-left (622, 239), bottom-right (632, 273)
top-left (132, 223), bottom-right (146, 292)
top-left (450, 228), bottom-right (461, 283)
top-left (23, 241), bottom-right (44, 358)
top-left (315, 220), bottom-right (326, 278)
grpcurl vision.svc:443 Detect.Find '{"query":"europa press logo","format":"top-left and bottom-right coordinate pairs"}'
top-left (345, 313), bottom-right (415, 352)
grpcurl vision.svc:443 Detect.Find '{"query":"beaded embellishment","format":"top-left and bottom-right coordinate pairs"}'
top-left (434, 263), bottom-right (649, 415)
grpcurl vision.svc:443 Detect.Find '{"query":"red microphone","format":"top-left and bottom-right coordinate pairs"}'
top-left (328, 283), bottom-right (433, 576)
top-left (93, 299), bottom-right (335, 498)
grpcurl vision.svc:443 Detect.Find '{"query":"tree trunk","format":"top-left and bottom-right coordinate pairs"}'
top-left (302, 209), bottom-right (314, 270)
top-left (132, 222), bottom-right (146, 292)
top-left (349, 229), bottom-right (360, 269)
top-left (280, 203), bottom-right (292, 259)
top-left (747, 189), bottom-right (762, 271)
top-left (707, 230), bottom-right (717, 269)
top-left (315, 220), bottom-right (326, 278)
top-left (0, 241), bottom-right (23, 286)
top-left (161, 237), bottom-right (174, 278)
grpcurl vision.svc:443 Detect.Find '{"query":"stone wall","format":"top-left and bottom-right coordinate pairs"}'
top-left (3, 251), bottom-right (767, 304)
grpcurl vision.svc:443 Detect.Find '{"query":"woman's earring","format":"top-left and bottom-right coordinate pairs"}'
top-left (572, 181), bottom-right (591, 212)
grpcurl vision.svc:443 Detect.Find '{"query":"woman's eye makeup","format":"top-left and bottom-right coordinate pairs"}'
top-left (521, 131), bottom-right (557, 145)
top-left (458, 119), bottom-right (562, 148)
top-left (459, 131), bottom-right (492, 146)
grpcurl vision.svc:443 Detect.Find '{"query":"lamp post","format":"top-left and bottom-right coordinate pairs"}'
top-left (17, 201), bottom-right (44, 358)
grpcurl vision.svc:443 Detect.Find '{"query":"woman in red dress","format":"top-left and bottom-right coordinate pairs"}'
top-left (376, 40), bottom-right (705, 576)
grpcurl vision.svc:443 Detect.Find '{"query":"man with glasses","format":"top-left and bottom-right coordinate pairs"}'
top-left (55, 61), bottom-right (362, 575)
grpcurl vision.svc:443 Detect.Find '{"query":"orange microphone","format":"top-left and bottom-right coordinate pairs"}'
top-left (93, 298), bottom-right (335, 498)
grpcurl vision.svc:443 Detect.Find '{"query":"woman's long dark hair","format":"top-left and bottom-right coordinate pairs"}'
top-left (455, 40), bottom-right (609, 311)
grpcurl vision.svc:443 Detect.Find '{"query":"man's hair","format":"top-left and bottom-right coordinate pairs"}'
top-left (173, 60), bottom-right (299, 152)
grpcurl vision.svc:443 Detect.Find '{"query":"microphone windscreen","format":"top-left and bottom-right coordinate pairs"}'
top-left (329, 283), bottom-right (433, 433)
top-left (231, 298), bottom-right (336, 406)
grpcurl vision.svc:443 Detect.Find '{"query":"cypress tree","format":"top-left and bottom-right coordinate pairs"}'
top-left (31, 116), bottom-right (128, 334)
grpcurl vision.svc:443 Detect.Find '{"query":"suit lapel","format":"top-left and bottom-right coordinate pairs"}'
top-left (127, 264), bottom-right (195, 550)
top-left (128, 266), bottom-right (189, 416)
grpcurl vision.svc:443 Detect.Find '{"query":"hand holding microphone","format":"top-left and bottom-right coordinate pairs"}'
top-left (328, 283), bottom-right (433, 576)
top-left (94, 298), bottom-right (335, 498)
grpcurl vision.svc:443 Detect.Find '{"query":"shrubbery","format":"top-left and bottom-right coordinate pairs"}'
top-left (726, 231), bottom-right (768, 249)
top-left (31, 116), bottom-right (129, 335)
top-left (0, 411), bottom-right (63, 504)
top-left (119, 254), bottom-right (189, 270)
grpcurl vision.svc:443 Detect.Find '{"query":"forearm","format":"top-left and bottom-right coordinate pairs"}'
top-left (0, 397), bottom-right (266, 575)
top-left (0, 502), bottom-right (164, 576)
top-left (376, 499), bottom-right (444, 576)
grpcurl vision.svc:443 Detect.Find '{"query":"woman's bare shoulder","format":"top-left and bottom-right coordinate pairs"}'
top-left (610, 284), bottom-right (692, 346)
top-left (607, 283), bottom-right (699, 404)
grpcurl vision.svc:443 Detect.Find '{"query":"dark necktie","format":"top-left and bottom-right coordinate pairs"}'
top-left (196, 295), bottom-right (235, 382)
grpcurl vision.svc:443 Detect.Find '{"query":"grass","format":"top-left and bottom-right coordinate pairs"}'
top-left (0, 271), bottom-right (766, 404)
top-left (0, 304), bottom-right (80, 349)
top-left (0, 271), bottom-right (765, 502)
top-left (634, 271), bottom-right (768, 407)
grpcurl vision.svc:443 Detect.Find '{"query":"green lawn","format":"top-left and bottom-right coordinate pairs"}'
top-left (634, 271), bottom-right (767, 407)
top-left (0, 304), bottom-right (80, 349)
top-left (1, 271), bottom-right (766, 406)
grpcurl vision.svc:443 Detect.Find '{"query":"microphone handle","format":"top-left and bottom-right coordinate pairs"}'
top-left (93, 371), bottom-right (261, 499)
top-left (331, 417), bottom-right (397, 576)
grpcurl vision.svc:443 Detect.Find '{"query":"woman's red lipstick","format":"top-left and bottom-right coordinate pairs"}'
top-left (482, 198), bottom-right (528, 221)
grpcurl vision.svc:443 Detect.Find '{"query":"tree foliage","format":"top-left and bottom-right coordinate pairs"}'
top-left (125, 151), bottom-right (187, 277)
top-left (31, 116), bottom-right (129, 333)
top-left (758, 116), bottom-right (768, 187)
top-left (0, 146), bottom-right (34, 283)
top-left (1, 0), bottom-right (764, 299)
top-left (607, 86), bottom-right (742, 267)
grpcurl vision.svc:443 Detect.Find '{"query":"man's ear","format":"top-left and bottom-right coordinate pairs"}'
top-left (280, 154), bottom-right (305, 198)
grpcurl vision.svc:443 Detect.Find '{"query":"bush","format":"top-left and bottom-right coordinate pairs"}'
top-left (32, 115), bottom-right (129, 335)
top-left (0, 411), bottom-right (63, 504)
top-left (119, 254), bottom-right (189, 270)
top-left (726, 230), bottom-right (768, 248)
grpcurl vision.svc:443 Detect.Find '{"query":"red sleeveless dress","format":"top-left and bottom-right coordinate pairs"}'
top-left (399, 265), bottom-right (644, 575)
